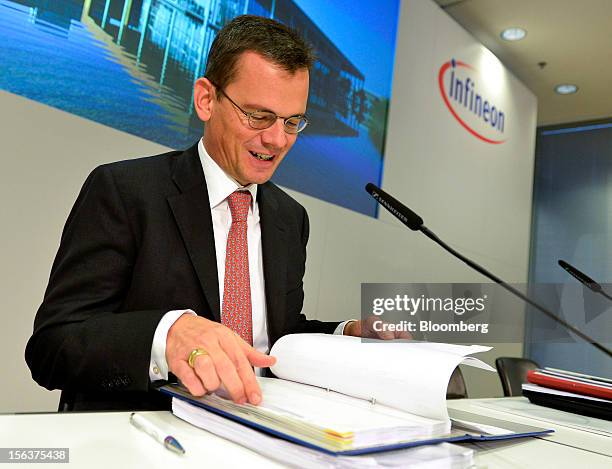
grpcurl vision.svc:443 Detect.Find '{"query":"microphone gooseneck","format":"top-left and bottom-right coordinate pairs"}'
top-left (366, 183), bottom-right (612, 359)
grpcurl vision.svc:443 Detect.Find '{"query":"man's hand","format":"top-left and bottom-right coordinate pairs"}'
top-left (343, 316), bottom-right (412, 340)
top-left (166, 315), bottom-right (276, 405)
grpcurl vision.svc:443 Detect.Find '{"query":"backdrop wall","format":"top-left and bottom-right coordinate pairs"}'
top-left (527, 121), bottom-right (612, 377)
top-left (0, 0), bottom-right (537, 412)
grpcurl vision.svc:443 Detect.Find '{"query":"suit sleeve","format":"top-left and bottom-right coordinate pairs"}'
top-left (25, 165), bottom-right (166, 394)
top-left (279, 206), bottom-right (340, 336)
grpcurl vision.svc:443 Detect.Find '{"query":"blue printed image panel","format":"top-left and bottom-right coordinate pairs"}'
top-left (0, 0), bottom-right (400, 217)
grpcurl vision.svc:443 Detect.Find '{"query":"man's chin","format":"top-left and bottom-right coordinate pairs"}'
top-left (236, 172), bottom-right (272, 186)
top-left (241, 165), bottom-right (279, 186)
top-left (249, 174), bottom-right (274, 185)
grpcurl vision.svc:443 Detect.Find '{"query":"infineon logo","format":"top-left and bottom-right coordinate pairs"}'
top-left (438, 58), bottom-right (506, 144)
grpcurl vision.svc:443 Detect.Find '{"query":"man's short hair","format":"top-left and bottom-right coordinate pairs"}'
top-left (204, 15), bottom-right (314, 92)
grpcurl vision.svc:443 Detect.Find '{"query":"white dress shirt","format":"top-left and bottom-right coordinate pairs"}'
top-left (149, 140), bottom-right (347, 381)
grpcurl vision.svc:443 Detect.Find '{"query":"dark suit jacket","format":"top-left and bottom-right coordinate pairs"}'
top-left (25, 145), bottom-right (338, 410)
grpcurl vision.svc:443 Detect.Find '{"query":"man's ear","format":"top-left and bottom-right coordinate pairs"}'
top-left (193, 77), bottom-right (216, 122)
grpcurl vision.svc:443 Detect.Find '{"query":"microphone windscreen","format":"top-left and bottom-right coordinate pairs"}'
top-left (558, 259), bottom-right (601, 292)
top-left (365, 183), bottom-right (423, 231)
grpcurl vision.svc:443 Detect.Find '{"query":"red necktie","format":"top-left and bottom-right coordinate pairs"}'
top-left (222, 191), bottom-right (253, 345)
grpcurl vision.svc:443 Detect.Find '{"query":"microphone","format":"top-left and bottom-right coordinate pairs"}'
top-left (365, 183), bottom-right (612, 359)
top-left (365, 183), bottom-right (423, 230)
top-left (559, 259), bottom-right (612, 301)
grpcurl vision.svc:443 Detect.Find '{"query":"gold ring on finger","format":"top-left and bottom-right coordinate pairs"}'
top-left (188, 348), bottom-right (209, 368)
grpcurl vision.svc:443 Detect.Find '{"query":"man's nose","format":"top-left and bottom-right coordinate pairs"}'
top-left (261, 119), bottom-right (288, 149)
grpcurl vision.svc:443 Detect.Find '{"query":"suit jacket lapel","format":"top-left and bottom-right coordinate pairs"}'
top-left (258, 184), bottom-right (288, 341)
top-left (167, 145), bottom-right (221, 321)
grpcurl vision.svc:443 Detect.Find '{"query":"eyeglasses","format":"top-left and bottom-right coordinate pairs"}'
top-left (210, 82), bottom-right (309, 134)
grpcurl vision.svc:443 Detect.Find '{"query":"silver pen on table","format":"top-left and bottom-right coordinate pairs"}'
top-left (129, 412), bottom-right (185, 455)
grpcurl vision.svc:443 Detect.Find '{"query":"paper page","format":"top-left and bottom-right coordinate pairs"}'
top-left (270, 334), bottom-right (493, 421)
top-left (450, 418), bottom-right (512, 436)
top-left (460, 356), bottom-right (495, 371)
top-left (448, 409), bottom-right (552, 436)
top-left (475, 397), bottom-right (612, 437)
top-left (256, 378), bottom-right (443, 434)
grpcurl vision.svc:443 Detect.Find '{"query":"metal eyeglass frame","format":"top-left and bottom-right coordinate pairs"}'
top-left (208, 79), bottom-right (309, 134)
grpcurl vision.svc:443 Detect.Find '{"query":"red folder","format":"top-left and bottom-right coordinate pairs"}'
top-left (527, 370), bottom-right (612, 400)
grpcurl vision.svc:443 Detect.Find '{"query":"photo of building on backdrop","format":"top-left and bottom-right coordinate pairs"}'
top-left (0, 0), bottom-right (400, 216)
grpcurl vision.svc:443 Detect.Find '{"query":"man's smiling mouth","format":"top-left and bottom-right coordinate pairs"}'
top-left (249, 151), bottom-right (274, 161)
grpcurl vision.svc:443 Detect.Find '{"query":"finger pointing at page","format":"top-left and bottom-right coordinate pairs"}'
top-left (166, 314), bottom-right (276, 404)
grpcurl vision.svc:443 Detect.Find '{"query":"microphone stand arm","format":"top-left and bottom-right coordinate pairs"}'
top-left (419, 226), bottom-right (612, 359)
top-left (601, 291), bottom-right (612, 302)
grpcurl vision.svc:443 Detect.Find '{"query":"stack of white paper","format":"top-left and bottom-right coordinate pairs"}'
top-left (173, 398), bottom-right (475, 469)
top-left (168, 377), bottom-right (449, 452)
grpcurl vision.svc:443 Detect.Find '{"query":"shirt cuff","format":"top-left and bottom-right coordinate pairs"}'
top-left (333, 320), bottom-right (357, 335)
top-left (149, 309), bottom-right (197, 382)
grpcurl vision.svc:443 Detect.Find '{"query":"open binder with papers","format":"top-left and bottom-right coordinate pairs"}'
top-left (161, 334), bottom-right (553, 456)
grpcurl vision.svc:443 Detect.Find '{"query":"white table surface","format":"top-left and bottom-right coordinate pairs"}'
top-left (1, 397), bottom-right (610, 468)
top-left (0, 410), bottom-right (284, 469)
top-left (447, 397), bottom-right (612, 468)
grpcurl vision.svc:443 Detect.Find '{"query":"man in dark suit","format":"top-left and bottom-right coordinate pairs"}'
top-left (25, 15), bottom-right (380, 411)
